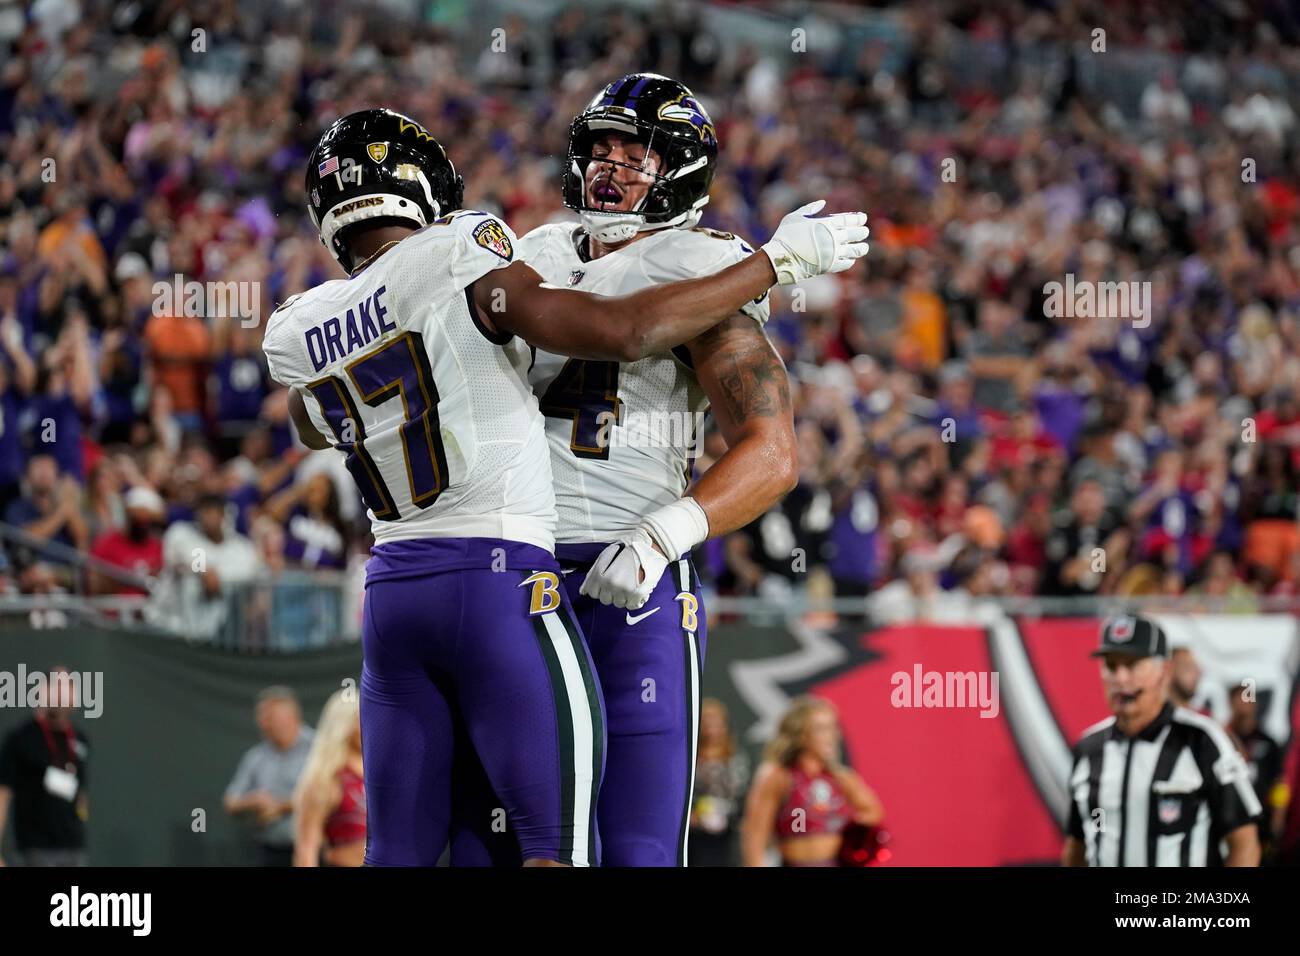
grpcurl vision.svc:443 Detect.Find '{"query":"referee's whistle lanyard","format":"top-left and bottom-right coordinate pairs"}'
top-left (35, 713), bottom-right (77, 773)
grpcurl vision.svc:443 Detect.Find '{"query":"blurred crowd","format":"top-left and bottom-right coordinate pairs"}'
top-left (4, 0), bottom-right (1300, 618)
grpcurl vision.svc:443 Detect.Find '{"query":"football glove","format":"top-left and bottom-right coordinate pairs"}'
top-left (761, 200), bottom-right (870, 285)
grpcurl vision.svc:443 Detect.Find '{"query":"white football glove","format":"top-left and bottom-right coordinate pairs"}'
top-left (761, 200), bottom-right (870, 285)
top-left (580, 498), bottom-right (710, 609)
top-left (580, 528), bottom-right (668, 610)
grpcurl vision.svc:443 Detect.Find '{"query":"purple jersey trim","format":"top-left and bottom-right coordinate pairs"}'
top-left (366, 536), bottom-right (557, 583)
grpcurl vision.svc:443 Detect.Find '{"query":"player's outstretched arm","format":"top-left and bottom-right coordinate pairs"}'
top-left (477, 201), bottom-right (868, 362)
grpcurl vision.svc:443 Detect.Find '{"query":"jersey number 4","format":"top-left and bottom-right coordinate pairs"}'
top-left (538, 359), bottom-right (622, 460)
top-left (306, 331), bottom-right (449, 520)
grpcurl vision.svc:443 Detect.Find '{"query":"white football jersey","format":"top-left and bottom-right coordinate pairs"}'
top-left (518, 222), bottom-right (769, 544)
top-left (264, 211), bottom-right (556, 551)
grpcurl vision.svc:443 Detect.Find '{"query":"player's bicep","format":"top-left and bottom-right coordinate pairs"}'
top-left (688, 314), bottom-right (793, 444)
top-left (288, 386), bottom-right (331, 450)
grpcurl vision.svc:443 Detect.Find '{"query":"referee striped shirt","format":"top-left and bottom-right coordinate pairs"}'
top-left (1066, 701), bottom-right (1261, 866)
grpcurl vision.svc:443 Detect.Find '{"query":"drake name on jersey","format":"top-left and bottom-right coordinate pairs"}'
top-left (263, 211), bottom-right (557, 550)
top-left (519, 222), bottom-right (770, 544)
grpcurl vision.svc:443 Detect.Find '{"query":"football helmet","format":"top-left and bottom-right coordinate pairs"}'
top-left (306, 108), bottom-right (464, 272)
top-left (562, 73), bottom-right (718, 244)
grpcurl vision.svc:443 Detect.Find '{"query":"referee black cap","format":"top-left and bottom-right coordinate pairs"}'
top-left (1090, 614), bottom-right (1168, 659)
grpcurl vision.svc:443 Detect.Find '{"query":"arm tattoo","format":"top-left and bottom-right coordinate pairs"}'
top-left (691, 314), bottom-right (792, 422)
top-left (713, 341), bottom-right (792, 421)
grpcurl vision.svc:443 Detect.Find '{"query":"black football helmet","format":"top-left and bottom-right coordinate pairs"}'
top-left (305, 108), bottom-right (464, 272)
top-left (562, 73), bottom-right (718, 243)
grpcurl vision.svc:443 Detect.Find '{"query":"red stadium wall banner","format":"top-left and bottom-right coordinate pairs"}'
top-left (800, 616), bottom-right (1300, 866)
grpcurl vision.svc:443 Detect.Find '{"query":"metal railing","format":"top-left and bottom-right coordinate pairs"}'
top-left (0, 521), bottom-right (156, 629)
top-left (6, 514), bottom-right (1299, 648)
top-left (6, 556), bottom-right (1300, 652)
top-left (0, 521), bottom-right (154, 593)
top-left (0, 521), bottom-right (356, 650)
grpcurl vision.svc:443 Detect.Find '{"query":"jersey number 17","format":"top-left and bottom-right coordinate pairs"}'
top-left (305, 331), bottom-right (449, 520)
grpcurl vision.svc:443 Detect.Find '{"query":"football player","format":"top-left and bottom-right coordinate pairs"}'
top-left (508, 74), bottom-right (847, 866)
top-left (263, 107), bottom-right (869, 866)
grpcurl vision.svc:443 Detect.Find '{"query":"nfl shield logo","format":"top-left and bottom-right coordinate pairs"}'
top-left (1110, 616), bottom-right (1135, 642)
top-left (1158, 798), bottom-right (1181, 824)
top-left (367, 142), bottom-right (388, 164)
top-left (567, 270), bottom-right (585, 287)
top-left (310, 188), bottom-right (320, 207)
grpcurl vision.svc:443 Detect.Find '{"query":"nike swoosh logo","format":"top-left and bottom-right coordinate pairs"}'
top-left (625, 607), bottom-right (661, 626)
top-left (559, 567), bottom-right (577, 577)
top-left (604, 544), bottom-right (626, 572)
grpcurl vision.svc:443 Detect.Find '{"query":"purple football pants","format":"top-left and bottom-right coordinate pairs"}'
top-left (359, 537), bottom-right (605, 866)
top-left (450, 545), bottom-right (706, 867)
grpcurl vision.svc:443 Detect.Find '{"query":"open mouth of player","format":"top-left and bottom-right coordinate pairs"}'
top-left (591, 178), bottom-right (623, 208)
top-left (1113, 690), bottom-right (1140, 706)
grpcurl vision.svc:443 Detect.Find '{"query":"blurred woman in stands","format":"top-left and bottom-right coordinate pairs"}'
top-left (740, 695), bottom-right (884, 867)
top-left (264, 473), bottom-right (348, 571)
top-left (292, 689), bottom-right (365, 867)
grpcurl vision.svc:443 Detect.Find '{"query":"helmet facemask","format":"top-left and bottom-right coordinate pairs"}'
top-left (564, 112), bottom-right (713, 245)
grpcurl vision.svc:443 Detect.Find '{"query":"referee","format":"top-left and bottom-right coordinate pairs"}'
top-left (1062, 615), bottom-right (1261, 867)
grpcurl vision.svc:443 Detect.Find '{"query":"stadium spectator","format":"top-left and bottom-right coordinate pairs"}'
top-left (1140, 70), bottom-right (1192, 128)
top-left (160, 492), bottom-right (262, 639)
top-left (224, 686), bottom-right (314, 867)
top-left (869, 542), bottom-right (986, 623)
top-left (3, 454), bottom-right (88, 560)
top-left (142, 302), bottom-right (211, 434)
top-left (0, 310), bottom-right (36, 513)
top-left (1042, 477), bottom-right (1121, 596)
top-left (962, 295), bottom-right (1027, 415)
top-left (83, 457), bottom-right (125, 541)
top-left (88, 485), bottom-right (165, 595)
top-left (1188, 550), bottom-right (1258, 611)
top-left (263, 473), bottom-right (348, 572)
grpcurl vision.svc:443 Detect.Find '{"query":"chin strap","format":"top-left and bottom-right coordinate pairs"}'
top-left (579, 207), bottom-right (705, 245)
top-left (580, 210), bottom-right (642, 244)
